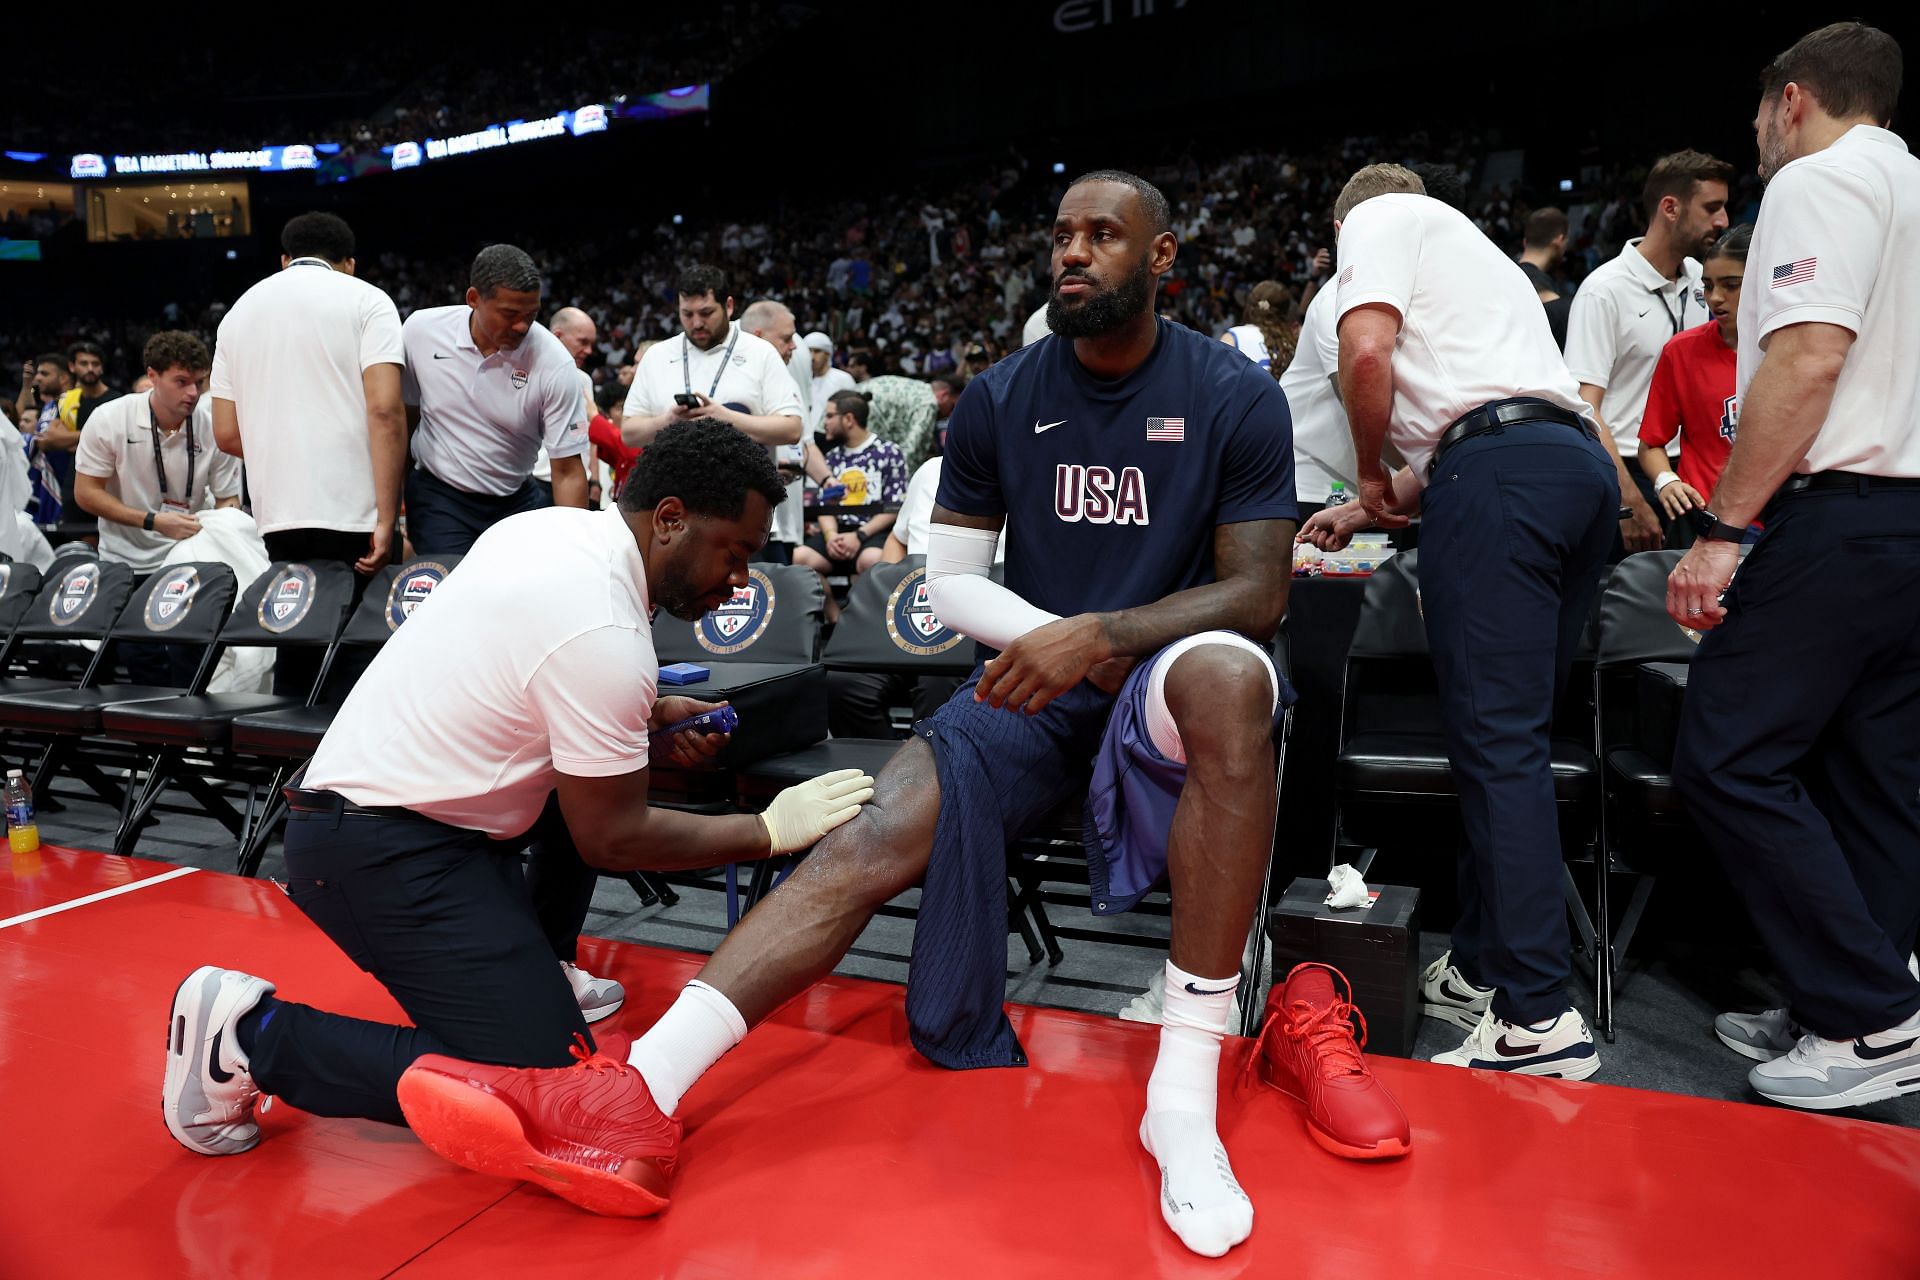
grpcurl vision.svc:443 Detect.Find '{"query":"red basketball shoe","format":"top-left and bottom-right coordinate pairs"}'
top-left (1246, 962), bottom-right (1411, 1159)
top-left (397, 1034), bottom-right (679, 1216)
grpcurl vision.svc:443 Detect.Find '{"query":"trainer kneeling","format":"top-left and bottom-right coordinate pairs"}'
top-left (161, 419), bottom-right (872, 1217)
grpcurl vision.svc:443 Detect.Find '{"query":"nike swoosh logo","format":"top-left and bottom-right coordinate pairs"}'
top-left (1035, 419), bottom-right (1066, 433)
top-left (1493, 1035), bottom-right (1540, 1058)
top-left (1184, 982), bottom-right (1238, 997)
top-left (432, 353), bottom-right (453, 360)
top-left (1854, 1035), bottom-right (1919, 1061)
top-left (1438, 979), bottom-right (1484, 1004)
top-left (208, 1029), bottom-right (234, 1084)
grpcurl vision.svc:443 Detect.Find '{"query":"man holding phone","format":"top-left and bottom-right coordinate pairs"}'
top-left (623, 265), bottom-right (803, 559)
top-left (162, 421), bottom-right (874, 1214)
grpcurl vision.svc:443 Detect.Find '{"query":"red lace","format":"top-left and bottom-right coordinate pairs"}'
top-left (568, 1032), bottom-right (625, 1074)
top-left (1241, 964), bottom-right (1371, 1089)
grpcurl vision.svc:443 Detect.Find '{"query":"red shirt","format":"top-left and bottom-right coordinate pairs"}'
top-left (1638, 321), bottom-right (1738, 502)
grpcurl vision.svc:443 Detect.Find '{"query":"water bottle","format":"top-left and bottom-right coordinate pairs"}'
top-left (6, 769), bottom-right (39, 854)
top-left (1326, 481), bottom-right (1351, 508)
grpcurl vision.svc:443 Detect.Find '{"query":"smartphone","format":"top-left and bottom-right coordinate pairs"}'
top-left (673, 393), bottom-right (703, 409)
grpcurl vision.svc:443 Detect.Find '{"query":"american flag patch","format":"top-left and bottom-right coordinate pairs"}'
top-left (1771, 258), bottom-right (1817, 288)
top-left (1146, 416), bottom-right (1185, 442)
top-left (1338, 265), bottom-right (1354, 287)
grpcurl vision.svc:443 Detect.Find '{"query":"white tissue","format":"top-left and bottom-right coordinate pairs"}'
top-left (1326, 863), bottom-right (1371, 910)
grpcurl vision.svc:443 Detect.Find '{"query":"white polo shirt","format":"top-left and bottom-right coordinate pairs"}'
top-left (209, 258), bottom-right (405, 535)
top-left (402, 307), bottom-right (590, 496)
top-left (898, 458), bottom-right (1004, 561)
top-left (304, 504), bottom-right (659, 837)
top-left (1740, 126), bottom-right (1920, 478)
top-left (1335, 192), bottom-right (1593, 483)
top-left (1564, 238), bottom-right (1707, 455)
top-left (530, 370), bottom-right (596, 484)
top-left (74, 393), bottom-right (244, 572)
top-left (625, 323), bottom-right (803, 537)
top-left (1277, 285), bottom-right (1355, 505)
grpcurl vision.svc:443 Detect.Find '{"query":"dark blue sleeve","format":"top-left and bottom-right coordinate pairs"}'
top-left (933, 378), bottom-right (1003, 517)
top-left (1216, 372), bottom-right (1299, 526)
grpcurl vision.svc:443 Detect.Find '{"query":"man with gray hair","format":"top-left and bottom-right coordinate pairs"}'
top-left (536, 306), bottom-right (601, 506)
top-left (401, 244), bottom-right (591, 554)
top-left (1302, 161), bottom-right (1618, 1079)
top-left (738, 298), bottom-right (819, 555)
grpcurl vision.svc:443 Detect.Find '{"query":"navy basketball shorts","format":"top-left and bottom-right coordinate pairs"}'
top-left (915, 632), bottom-right (1285, 916)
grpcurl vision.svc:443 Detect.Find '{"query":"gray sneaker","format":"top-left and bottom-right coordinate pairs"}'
top-left (1749, 1010), bottom-right (1920, 1111)
top-left (562, 961), bottom-right (626, 1024)
top-left (1714, 1008), bottom-right (1803, 1062)
top-left (1420, 951), bottom-right (1493, 1030)
top-left (163, 966), bottom-right (276, 1156)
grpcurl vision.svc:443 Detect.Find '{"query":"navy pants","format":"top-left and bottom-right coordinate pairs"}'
top-left (1420, 422), bottom-right (1618, 1025)
top-left (405, 468), bottom-right (546, 555)
top-left (247, 794), bottom-right (598, 1125)
top-left (1674, 482), bottom-right (1920, 1040)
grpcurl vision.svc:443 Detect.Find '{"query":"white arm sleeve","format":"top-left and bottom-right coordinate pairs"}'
top-left (924, 522), bottom-right (1060, 650)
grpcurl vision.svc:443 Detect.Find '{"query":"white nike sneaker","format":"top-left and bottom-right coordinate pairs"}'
top-left (562, 961), bottom-right (625, 1024)
top-left (1419, 952), bottom-right (1494, 1030)
top-left (163, 966), bottom-right (276, 1156)
top-left (1714, 1008), bottom-right (1803, 1062)
top-left (1431, 1008), bottom-right (1600, 1080)
top-left (1749, 1009), bottom-right (1920, 1111)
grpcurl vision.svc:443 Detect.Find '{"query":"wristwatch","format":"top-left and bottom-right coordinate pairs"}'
top-left (142, 512), bottom-right (156, 532)
top-left (1686, 508), bottom-right (1745, 543)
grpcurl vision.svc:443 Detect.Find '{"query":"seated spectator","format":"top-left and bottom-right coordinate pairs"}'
top-left (794, 389), bottom-right (907, 620)
top-left (73, 331), bottom-right (243, 684)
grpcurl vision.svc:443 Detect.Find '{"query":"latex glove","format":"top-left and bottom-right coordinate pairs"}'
top-left (759, 767), bottom-right (875, 854)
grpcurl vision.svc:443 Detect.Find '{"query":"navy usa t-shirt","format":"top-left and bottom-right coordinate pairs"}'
top-left (937, 318), bottom-right (1297, 618)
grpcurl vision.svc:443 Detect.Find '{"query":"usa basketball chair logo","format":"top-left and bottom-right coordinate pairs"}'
top-left (385, 562), bottom-right (451, 632)
top-left (259, 565), bottom-right (318, 634)
top-left (49, 562), bottom-right (100, 626)
top-left (886, 567), bottom-right (964, 657)
top-left (143, 566), bottom-right (201, 633)
top-left (696, 568), bottom-right (775, 655)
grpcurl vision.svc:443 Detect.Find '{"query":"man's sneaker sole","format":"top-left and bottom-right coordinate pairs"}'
top-left (162, 966), bottom-right (262, 1157)
top-left (1751, 1066), bottom-right (1920, 1112)
top-left (1444, 1049), bottom-right (1601, 1081)
top-left (1715, 1025), bottom-right (1788, 1063)
top-left (1420, 1001), bottom-right (1486, 1032)
top-left (1256, 1060), bottom-right (1411, 1161)
top-left (579, 997), bottom-right (623, 1026)
top-left (396, 1059), bottom-right (671, 1217)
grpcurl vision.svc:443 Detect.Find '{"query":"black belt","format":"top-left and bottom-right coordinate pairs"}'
top-left (283, 784), bottom-right (418, 821)
top-left (1428, 398), bottom-right (1598, 476)
top-left (1779, 471), bottom-right (1920, 495)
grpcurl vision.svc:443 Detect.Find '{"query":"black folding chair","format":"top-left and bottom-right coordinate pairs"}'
top-left (654, 563), bottom-right (826, 664)
top-left (226, 556), bottom-right (461, 877)
top-left (1590, 549), bottom-right (1699, 1040)
top-left (100, 561), bottom-right (361, 856)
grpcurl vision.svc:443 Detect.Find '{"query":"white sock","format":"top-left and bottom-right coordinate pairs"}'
top-left (1140, 960), bottom-right (1253, 1258)
top-left (628, 980), bottom-right (748, 1117)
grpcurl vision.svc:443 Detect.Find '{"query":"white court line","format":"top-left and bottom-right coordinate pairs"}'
top-left (0, 864), bottom-right (200, 929)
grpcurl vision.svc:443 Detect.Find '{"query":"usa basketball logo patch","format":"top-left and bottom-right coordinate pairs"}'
top-left (885, 567), bottom-right (963, 657)
top-left (385, 562), bottom-right (451, 632)
top-left (49, 562), bottom-right (100, 627)
top-left (696, 568), bottom-right (776, 655)
top-left (259, 564), bottom-right (318, 634)
top-left (143, 566), bottom-right (201, 633)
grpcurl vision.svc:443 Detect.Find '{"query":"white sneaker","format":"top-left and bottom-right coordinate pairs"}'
top-left (163, 966), bottom-right (276, 1156)
top-left (1749, 1010), bottom-right (1920, 1111)
top-left (1714, 1008), bottom-right (1802, 1062)
top-left (562, 961), bottom-right (625, 1024)
top-left (1419, 951), bottom-right (1493, 1030)
top-left (1431, 1008), bottom-right (1600, 1080)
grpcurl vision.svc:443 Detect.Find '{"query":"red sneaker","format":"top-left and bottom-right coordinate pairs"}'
top-left (1245, 963), bottom-right (1411, 1159)
top-left (397, 1034), bottom-right (679, 1216)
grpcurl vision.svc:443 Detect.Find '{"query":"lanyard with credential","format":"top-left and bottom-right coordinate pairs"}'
top-left (684, 326), bottom-right (742, 400)
top-left (149, 403), bottom-right (197, 510)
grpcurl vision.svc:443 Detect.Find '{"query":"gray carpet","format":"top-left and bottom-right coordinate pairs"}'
top-left (47, 793), bottom-right (1918, 1129)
